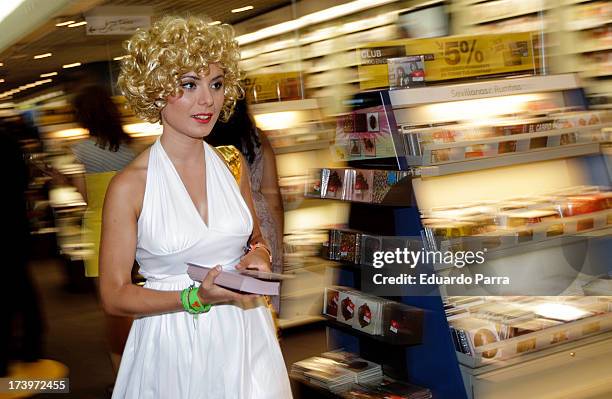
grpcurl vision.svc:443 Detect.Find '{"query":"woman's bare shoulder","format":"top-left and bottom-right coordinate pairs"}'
top-left (105, 147), bottom-right (151, 214)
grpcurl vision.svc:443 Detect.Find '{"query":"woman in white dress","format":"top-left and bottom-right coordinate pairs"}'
top-left (99, 16), bottom-right (293, 399)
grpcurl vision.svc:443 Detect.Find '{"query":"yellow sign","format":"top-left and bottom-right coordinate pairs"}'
top-left (244, 72), bottom-right (303, 103)
top-left (358, 32), bottom-right (537, 90)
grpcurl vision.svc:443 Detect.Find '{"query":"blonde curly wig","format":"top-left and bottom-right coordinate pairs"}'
top-left (117, 15), bottom-right (243, 123)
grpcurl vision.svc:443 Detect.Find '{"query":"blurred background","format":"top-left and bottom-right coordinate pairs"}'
top-left (0, 0), bottom-right (611, 398)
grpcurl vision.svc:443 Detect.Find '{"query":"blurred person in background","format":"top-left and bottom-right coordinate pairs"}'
top-left (69, 84), bottom-right (136, 377)
top-left (0, 120), bottom-right (44, 376)
top-left (206, 98), bottom-right (284, 311)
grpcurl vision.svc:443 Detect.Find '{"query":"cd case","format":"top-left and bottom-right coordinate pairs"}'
top-left (186, 263), bottom-right (281, 295)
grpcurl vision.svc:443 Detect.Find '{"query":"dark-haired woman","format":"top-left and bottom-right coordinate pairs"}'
top-left (206, 99), bottom-right (284, 310)
top-left (69, 85), bottom-right (135, 375)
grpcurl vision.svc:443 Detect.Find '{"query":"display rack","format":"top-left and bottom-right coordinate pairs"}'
top-left (385, 72), bottom-right (612, 398)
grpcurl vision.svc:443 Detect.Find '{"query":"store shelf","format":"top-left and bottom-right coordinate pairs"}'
top-left (578, 43), bottom-right (612, 53)
top-left (581, 68), bottom-right (612, 79)
top-left (485, 225), bottom-right (611, 260)
top-left (566, 19), bottom-right (612, 31)
top-left (433, 225), bottom-right (612, 270)
top-left (389, 74), bottom-right (580, 109)
top-left (474, 5), bottom-right (551, 25)
top-left (250, 99), bottom-right (319, 114)
top-left (457, 327), bottom-right (612, 371)
top-left (273, 140), bottom-right (332, 154)
top-left (278, 315), bottom-right (325, 329)
top-left (417, 142), bottom-right (602, 177)
top-left (324, 316), bottom-right (422, 346)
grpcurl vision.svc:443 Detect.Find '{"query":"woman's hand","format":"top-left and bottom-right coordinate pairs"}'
top-left (197, 265), bottom-right (254, 304)
top-left (236, 248), bottom-right (271, 273)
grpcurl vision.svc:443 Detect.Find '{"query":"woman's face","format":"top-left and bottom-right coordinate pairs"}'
top-left (161, 63), bottom-right (225, 139)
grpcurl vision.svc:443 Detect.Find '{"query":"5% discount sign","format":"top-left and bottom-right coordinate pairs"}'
top-left (411, 33), bottom-right (536, 80)
top-left (440, 39), bottom-right (484, 65)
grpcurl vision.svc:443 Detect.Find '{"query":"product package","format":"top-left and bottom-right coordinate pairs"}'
top-left (372, 170), bottom-right (398, 203)
top-left (382, 302), bottom-right (425, 345)
top-left (360, 234), bottom-right (383, 267)
top-left (352, 169), bottom-right (374, 203)
top-left (339, 230), bottom-right (362, 263)
top-left (338, 290), bottom-right (359, 326)
top-left (322, 169), bottom-right (348, 200)
top-left (324, 287), bottom-right (341, 319)
top-left (354, 295), bottom-right (385, 335)
top-left (387, 55), bottom-right (426, 89)
top-left (304, 169), bottom-right (323, 198)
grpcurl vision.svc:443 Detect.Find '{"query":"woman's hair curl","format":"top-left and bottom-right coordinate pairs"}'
top-left (117, 15), bottom-right (243, 123)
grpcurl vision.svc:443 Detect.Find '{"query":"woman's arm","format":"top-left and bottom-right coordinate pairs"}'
top-left (71, 173), bottom-right (88, 203)
top-left (258, 134), bottom-right (284, 250)
top-left (98, 169), bottom-right (182, 317)
top-left (235, 153), bottom-right (272, 273)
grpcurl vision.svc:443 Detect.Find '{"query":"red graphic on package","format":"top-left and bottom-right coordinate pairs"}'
top-left (341, 297), bottom-right (355, 321)
top-left (358, 303), bottom-right (372, 327)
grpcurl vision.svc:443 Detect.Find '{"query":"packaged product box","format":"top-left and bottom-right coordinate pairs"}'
top-left (323, 287), bottom-right (342, 319)
top-left (366, 111), bottom-right (380, 133)
top-left (360, 234), bottom-right (383, 267)
top-left (327, 229), bottom-right (342, 261)
top-left (348, 138), bottom-right (362, 157)
top-left (352, 169), bottom-right (374, 203)
top-left (372, 171), bottom-right (398, 203)
top-left (558, 193), bottom-right (610, 217)
top-left (453, 318), bottom-right (505, 360)
top-left (339, 230), bottom-right (361, 263)
top-left (354, 295), bottom-right (384, 335)
top-left (380, 236), bottom-right (409, 257)
top-left (323, 169), bottom-right (348, 200)
top-left (304, 169), bottom-right (323, 198)
top-left (387, 55), bottom-right (426, 89)
top-left (382, 302), bottom-right (424, 345)
top-left (338, 290), bottom-right (359, 326)
top-left (337, 113), bottom-right (355, 134)
top-left (354, 113), bottom-right (368, 133)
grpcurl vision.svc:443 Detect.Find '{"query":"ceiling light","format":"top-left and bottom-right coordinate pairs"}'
top-left (62, 62), bottom-right (81, 69)
top-left (37, 79), bottom-right (52, 84)
top-left (0, 62), bottom-right (3, 66)
top-left (208, 21), bottom-right (222, 26)
top-left (236, 0), bottom-right (397, 45)
top-left (0, 79), bottom-right (4, 83)
top-left (231, 5), bottom-right (254, 13)
top-left (113, 55), bottom-right (127, 61)
top-left (40, 72), bottom-right (58, 77)
top-left (33, 53), bottom-right (52, 59)
top-left (56, 20), bottom-right (75, 27)
top-left (68, 21), bottom-right (87, 28)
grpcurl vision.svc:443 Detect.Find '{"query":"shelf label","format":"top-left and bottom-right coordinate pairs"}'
top-left (358, 32), bottom-right (537, 90)
top-left (244, 72), bottom-right (302, 103)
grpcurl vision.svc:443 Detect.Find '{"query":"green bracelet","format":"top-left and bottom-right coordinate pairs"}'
top-left (188, 286), bottom-right (212, 314)
top-left (180, 287), bottom-right (192, 313)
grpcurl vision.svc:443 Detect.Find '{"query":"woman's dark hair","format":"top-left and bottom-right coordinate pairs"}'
top-left (206, 98), bottom-right (260, 164)
top-left (72, 85), bottom-right (131, 152)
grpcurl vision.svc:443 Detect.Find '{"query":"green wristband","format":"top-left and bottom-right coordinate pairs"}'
top-left (180, 287), bottom-right (192, 313)
top-left (188, 286), bottom-right (212, 314)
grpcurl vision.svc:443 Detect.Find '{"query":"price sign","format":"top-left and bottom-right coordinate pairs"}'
top-left (358, 32), bottom-right (537, 90)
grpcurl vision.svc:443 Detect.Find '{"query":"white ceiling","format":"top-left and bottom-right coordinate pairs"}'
top-left (0, 0), bottom-right (293, 100)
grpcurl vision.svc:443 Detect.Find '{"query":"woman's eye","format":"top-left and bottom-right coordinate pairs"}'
top-left (181, 81), bottom-right (196, 90)
top-left (211, 81), bottom-right (224, 90)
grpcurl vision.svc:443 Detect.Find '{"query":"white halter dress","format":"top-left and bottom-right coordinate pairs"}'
top-left (112, 139), bottom-right (292, 399)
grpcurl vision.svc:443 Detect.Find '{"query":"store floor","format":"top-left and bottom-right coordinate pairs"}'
top-left (28, 257), bottom-right (327, 399)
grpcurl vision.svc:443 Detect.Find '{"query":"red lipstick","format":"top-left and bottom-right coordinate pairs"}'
top-left (191, 113), bottom-right (213, 124)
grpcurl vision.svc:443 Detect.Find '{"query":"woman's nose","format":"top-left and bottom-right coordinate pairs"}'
top-left (198, 87), bottom-right (214, 106)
